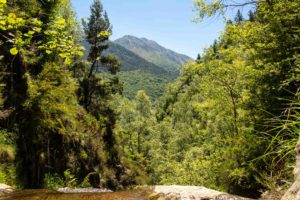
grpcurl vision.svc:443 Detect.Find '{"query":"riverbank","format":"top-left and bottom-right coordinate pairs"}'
top-left (140, 185), bottom-right (253, 200)
top-left (0, 184), bottom-right (276, 199)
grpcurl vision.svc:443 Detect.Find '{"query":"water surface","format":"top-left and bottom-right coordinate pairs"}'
top-left (0, 189), bottom-right (150, 200)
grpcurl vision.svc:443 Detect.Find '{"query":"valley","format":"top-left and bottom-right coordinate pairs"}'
top-left (105, 36), bottom-right (192, 99)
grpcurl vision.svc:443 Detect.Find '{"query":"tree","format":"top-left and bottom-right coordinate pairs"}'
top-left (0, 0), bottom-right (85, 188)
top-left (226, 19), bottom-right (233, 24)
top-left (192, 0), bottom-right (300, 196)
top-left (134, 91), bottom-right (152, 153)
top-left (80, 0), bottom-right (120, 111)
top-left (234, 10), bottom-right (244, 24)
top-left (83, 0), bottom-right (112, 78)
top-left (248, 10), bottom-right (255, 22)
top-left (193, 0), bottom-right (256, 22)
top-left (0, 0), bottom-right (140, 190)
top-left (77, 0), bottom-right (131, 190)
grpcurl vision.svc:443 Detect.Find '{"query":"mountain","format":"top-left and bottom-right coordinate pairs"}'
top-left (103, 42), bottom-right (173, 99)
top-left (83, 35), bottom-right (192, 100)
top-left (114, 35), bottom-right (192, 75)
top-left (105, 42), bottom-right (167, 75)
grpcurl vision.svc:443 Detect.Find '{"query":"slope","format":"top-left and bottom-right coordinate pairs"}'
top-left (114, 35), bottom-right (193, 76)
top-left (104, 42), bottom-right (173, 100)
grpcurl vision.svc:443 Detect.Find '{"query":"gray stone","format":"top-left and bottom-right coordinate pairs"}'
top-left (282, 140), bottom-right (300, 200)
top-left (0, 183), bottom-right (13, 195)
top-left (57, 187), bottom-right (112, 193)
top-left (140, 185), bottom-right (253, 200)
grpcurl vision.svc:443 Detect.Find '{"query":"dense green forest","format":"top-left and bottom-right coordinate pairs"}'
top-left (0, 0), bottom-right (300, 199)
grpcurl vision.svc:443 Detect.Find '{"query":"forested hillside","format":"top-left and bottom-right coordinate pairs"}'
top-left (0, 0), bottom-right (299, 199)
top-left (105, 40), bottom-right (178, 100)
top-left (115, 35), bottom-right (192, 75)
top-left (105, 42), bottom-right (165, 73)
top-left (87, 36), bottom-right (192, 100)
top-left (113, 0), bottom-right (300, 198)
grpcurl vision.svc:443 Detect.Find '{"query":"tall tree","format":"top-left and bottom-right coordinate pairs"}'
top-left (83, 0), bottom-right (111, 79)
top-left (234, 10), bottom-right (244, 24)
top-left (78, 0), bottom-right (130, 190)
top-left (80, 0), bottom-right (120, 110)
top-left (248, 10), bottom-right (255, 22)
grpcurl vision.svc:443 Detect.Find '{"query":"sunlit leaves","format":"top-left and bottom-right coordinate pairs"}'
top-left (9, 47), bottom-right (18, 55)
top-left (193, 0), bottom-right (223, 22)
top-left (38, 16), bottom-right (83, 64)
top-left (57, 18), bottom-right (66, 25)
top-left (97, 30), bottom-right (111, 38)
top-left (0, 1), bottom-right (43, 56)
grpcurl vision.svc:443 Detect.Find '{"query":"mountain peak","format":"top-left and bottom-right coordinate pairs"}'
top-left (115, 35), bottom-right (160, 49)
top-left (115, 35), bottom-right (192, 73)
top-left (119, 35), bottom-right (150, 41)
top-left (121, 35), bottom-right (137, 39)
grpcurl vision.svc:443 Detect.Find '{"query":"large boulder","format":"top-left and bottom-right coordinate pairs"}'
top-left (141, 185), bottom-right (253, 200)
top-left (0, 183), bottom-right (13, 195)
top-left (281, 140), bottom-right (300, 200)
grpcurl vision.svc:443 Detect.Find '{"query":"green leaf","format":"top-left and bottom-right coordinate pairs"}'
top-left (97, 31), bottom-right (111, 38)
top-left (57, 18), bottom-right (66, 25)
top-left (77, 51), bottom-right (84, 57)
top-left (8, 13), bottom-right (16, 19)
top-left (46, 50), bottom-right (52, 54)
top-left (64, 57), bottom-right (71, 65)
top-left (59, 53), bottom-right (66, 58)
top-left (34, 27), bottom-right (42, 32)
top-left (10, 47), bottom-right (18, 55)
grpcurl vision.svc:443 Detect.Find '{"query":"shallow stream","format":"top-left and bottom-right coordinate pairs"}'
top-left (0, 189), bottom-right (150, 200)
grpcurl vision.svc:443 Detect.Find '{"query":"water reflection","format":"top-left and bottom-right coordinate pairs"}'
top-left (0, 189), bottom-right (150, 200)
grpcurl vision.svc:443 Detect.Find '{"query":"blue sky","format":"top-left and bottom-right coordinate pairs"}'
top-left (72, 0), bottom-right (248, 58)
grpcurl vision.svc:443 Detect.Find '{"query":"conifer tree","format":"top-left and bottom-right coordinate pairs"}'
top-left (83, 0), bottom-right (112, 78)
top-left (80, 0), bottom-right (120, 110)
top-left (78, 0), bottom-right (126, 190)
top-left (226, 19), bottom-right (233, 24)
top-left (248, 10), bottom-right (255, 22)
top-left (234, 10), bottom-right (244, 24)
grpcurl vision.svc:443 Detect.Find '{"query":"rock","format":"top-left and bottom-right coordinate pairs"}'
top-left (260, 190), bottom-right (284, 200)
top-left (0, 183), bottom-right (13, 195)
top-left (57, 187), bottom-right (113, 193)
top-left (148, 192), bottom-right (161, 200)
top-left (140, 185), bottom-right (253, 200)
top-left (282, 140), bottom-right (300, 200)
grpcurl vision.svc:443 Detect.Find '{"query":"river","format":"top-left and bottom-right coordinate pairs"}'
top-left (0, 189), bottom-right (150, 200)
top-left (0, 186), bottom-right (253, 200)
